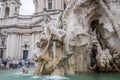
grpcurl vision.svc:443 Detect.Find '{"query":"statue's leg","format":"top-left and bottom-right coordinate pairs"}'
top-left (48, 26), bottom-right (63, 39)
top-left (39, 53), bottom-right (51, 62)
top-left (63, 60), bottom-right (70, 75)
top-left (64, 38), bottom-right (73, 55)
top-left (33, 62), bottom-right (43, 75)
top-left (34, 61), bottom-right (46, 75)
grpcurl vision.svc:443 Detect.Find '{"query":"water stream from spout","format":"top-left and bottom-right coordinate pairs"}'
top-left (53, 42), bottom-right (57, 75)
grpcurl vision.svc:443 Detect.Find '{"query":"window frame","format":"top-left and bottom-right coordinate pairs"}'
top-left (63, 3), bottom-right (67, 10)
top-left (48, 0), bottom-right (52, 10)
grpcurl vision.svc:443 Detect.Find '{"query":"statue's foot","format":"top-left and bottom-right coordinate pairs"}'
top-left (58, 37), bottom-right (62, 41)
top-left (66, 52), bottom-right (73, 58)
top-left (61, 52), bottom-right (73, 61)
top-left (56, 53), bottom-right (73, 66)
top-left (61, 33), bottom-right (66, 40)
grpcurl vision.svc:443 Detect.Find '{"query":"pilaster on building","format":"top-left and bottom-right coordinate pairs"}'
top-left (0, 0), bottom-right (68, 60)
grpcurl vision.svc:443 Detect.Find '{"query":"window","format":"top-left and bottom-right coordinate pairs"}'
top-left (64, 3), bottom-right (66, 10)
top-left (5, 7), bottom-right (10, 17)
top-left (1, 37), bottom-right (5, 45)
top-left (15, 7), bottom-right (17, 13)
top-left (48, 0), bottom-right (52, 9)
top-left (0, 49), bottom-right (3, 58)
top-left (23, 50), bottom-right (28, 60)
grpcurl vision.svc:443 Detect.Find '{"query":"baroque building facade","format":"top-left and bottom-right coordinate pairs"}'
top-left (0, 0), bottom-right (67, 60)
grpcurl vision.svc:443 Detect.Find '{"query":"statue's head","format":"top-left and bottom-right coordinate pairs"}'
top-left (35, 40), bottom-right (40, 48)
top-left (40, 38), bottom-right (48, 49)
top-left (96, 51), bottom-right (108, 69)
top-left (43, 11), bottom-right (52, 23)
top-left (98, 55), bottom-right (107, 68)
top-left (96, 49), bottom-right (111, 71)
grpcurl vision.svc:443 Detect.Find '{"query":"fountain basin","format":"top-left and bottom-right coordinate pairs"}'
top-left (0, 69), bottom-right (120, 80)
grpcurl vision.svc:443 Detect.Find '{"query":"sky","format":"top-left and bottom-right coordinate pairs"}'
top-left (20, 0), bottom-right (35, 15)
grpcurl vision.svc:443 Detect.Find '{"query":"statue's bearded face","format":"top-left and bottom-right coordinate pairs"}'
top-left (114, 55), bottom-right (120, 65)
top-left (97, 54), bottom-right (107, 68)
top-left (98, 58), bottom-right (107, 68)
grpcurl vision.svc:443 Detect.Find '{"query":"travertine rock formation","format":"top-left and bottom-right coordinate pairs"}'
top-left (32, 0), bottom-right (120, 75)
top-left (62, 0), bottom-right (120, 72)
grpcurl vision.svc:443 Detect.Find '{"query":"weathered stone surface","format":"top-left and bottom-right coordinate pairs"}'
top-left (1, 0), bottom-right (120, 75)
top-left (62, 0), bottom-right (120, 72)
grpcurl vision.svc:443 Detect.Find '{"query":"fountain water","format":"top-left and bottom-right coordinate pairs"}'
top-left (1, 69), bottom-right (120, 80)
top-left (53, 42), bottom-right (57, 75)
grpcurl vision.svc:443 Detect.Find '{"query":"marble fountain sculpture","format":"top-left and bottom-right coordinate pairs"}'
top-left (23, 0), bottom-right (120, 76)
top-left (32, 11), bottom-right (73, 76)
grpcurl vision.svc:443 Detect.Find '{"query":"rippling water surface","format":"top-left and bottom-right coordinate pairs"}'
top-left (0, 69), bottom-right (120, 80)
